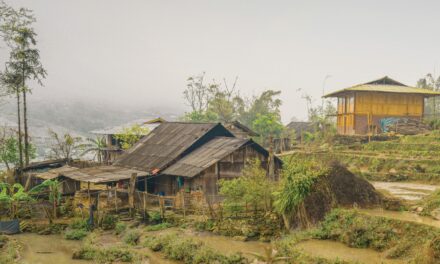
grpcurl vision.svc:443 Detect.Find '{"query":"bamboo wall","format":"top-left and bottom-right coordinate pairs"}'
top-left (336, 92), bottom-right (425, 135)
top-left (355, 92), bottom-right (424, 116)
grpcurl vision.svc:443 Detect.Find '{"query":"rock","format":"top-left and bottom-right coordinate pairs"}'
top-left (416, 207), bottom-right (424, 213)
top-left (389, 168), bottom-right (397, 174)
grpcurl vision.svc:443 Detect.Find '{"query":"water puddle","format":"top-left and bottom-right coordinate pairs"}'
top-left (296, 239), bottom-right (404, 264)
top-left (372, 181), bottom-right (439, 201)
top-left (14, 233), bottom-right (87, 264)
top-left (359, 208), bottom-right (440, 228)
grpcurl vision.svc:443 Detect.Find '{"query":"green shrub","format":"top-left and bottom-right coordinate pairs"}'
top-left (69, 218), bottom-right (89, 230)
top-left (115, 222), bottom-right (127, 235)
top-left (123, 230), bottom-right (141, 245)
top-left (143, 233), bottom-right (246, 263)
top-left (313, 209), bottom-right (440, 259)
top-left (65, 229), bottom-right (88, 240)
top-left (101, 214), bottom-right (117, 230)
top-left (149, 211), bottom-right (162, 223)
top-left (145, 222), bottom-right (172, 231)
top-left (73, 245), bottom-right (135, 263)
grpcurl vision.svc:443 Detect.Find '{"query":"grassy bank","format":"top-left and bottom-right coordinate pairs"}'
top-left (311, 209), bottom-right (440, 263)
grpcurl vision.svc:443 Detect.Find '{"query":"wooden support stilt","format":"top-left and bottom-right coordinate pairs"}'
top-left (128, 173), bottom-right (137, 217)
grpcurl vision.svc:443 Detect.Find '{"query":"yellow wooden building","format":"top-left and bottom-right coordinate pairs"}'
top-left (324, 76), bottom-right (440, 135)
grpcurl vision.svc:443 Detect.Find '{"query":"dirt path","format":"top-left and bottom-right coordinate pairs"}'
top-left (371, 181), bottom-right (440, 201)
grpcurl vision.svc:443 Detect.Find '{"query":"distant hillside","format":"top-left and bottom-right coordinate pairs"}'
top-left (0, 97), bottom-right (182, 160)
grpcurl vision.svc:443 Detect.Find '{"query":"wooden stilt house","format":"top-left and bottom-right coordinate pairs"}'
top-left (324, 76), bottom-right (440, 135)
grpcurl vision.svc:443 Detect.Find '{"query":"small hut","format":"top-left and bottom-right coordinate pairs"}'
top-left (91, 117), bottom-right (165, 163)
top-left (324, 76), bottom-right (440, 135)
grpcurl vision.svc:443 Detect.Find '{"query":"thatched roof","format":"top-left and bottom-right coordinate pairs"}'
top-left (114, 122), bottom-right (234, 173)
top-left (324, 76), bottom-right (440, 98)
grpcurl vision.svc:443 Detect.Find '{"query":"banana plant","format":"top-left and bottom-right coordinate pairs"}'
top-left (0, 182), bottom-right (33, 218)
top-left (29, 179), bottom-right (61, 219)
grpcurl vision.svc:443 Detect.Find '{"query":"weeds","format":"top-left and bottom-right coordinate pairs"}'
top-left (143, 233), bottom-right (247, 263)
top-left (115, 222), bottom-right (127, 235)
top-left (123, 230), bottom-right (141, 245)
top-left (145, 222), bottom-right (172, 231)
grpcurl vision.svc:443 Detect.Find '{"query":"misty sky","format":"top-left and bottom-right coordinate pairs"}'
top-left (2, 0), bottom-right (440, 122)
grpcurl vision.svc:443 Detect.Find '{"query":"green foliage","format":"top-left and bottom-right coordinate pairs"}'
top-left (48, 129), bottom-right (84, 160)
top-left (274, 158), bottom-right (326, 216)
top-left (219, 159), bottom-right (275, 215)
top-left (417, 189), bottom-right (440, 216)
top-left (182, 73), bottom-right (284, 141)
top-left (0, 128), bottom-right (36, 170)
top-left (145, 222), bottom-right (172, 231)
top-left (29, 179), bottom-right (61, 204)
top-left (115, 222), bottom-right (127, 235)
top-left (149, 211), bottom-right (162, 223)
top-left (114, 124), bottom-right (149, 150)
top-left (69, 218), bottom-right (89, 230)
top-left (314, 209), bottom-right (440, 260)
top-left (81, 136), bottom-right (107, 163)
top-left (73, 244), bottom-right (135, 263)
top-left (252, 113), bottom-right (284, 140)
top-left (64, 229), bottom-right (88, 240)
top-left (0, 234), bottom-right (18, 264)
top-left (143, 233), bottom-right (246, 264)
top-left (123, 230), bottom-right (141, 245)
top-left (100, 214), bottom-right (117, 230)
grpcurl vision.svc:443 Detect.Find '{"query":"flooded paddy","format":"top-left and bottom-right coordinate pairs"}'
top-left (371, 181), bottom-right (440, 201)
top-left (14, 233), bottom-right (87, 264)
top-left (296, 239), bottom-right (404, 264)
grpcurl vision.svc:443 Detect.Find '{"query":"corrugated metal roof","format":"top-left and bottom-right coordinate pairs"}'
top-left (162, 137), bottom-right (249, 177)
top-left (36, 165), bottom-right (147, 183)
top-left (114, 122), bottom-right (233, 172)
top-left (324, 76), bottom-right (440, 98)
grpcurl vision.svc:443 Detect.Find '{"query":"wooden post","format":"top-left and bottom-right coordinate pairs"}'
top-left (87, 182), bottom-right (91, 206)
top-left (144, 177), bottom-right (147, 192)
top-left (182, 190), bottom-right (186, 220)
top-left (96, 192), bottom-right (100, 227)
top-left (143, 192), bottom-right (147, 215)
top-left (128, 173), bottom-right (137, 216)
top-left (114, 188), bottom-right (118, 212)
top-left (159, 197), bottom-right (165, 219)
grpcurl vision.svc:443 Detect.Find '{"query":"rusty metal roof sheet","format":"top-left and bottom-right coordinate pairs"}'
top-left (162, 137), bottom-right (250, 177)
top-left (114, 122), bottom-right (233, 172)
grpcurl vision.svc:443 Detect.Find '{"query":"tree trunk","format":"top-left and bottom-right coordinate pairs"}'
top-left (23, 89), bottom-right (30, 166)
top-left (16, 90), bottom-right (23, 174)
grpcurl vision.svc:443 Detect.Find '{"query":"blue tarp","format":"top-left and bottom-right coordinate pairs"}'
top-left (0, 219), bottom-right (20, 235)
top-left (380, 118), bottom-right (399, 132)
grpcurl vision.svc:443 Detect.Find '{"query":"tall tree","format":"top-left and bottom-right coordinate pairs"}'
top-left (0, 3), bottom-right (46, 167)
top-left (416, 73), bottom-right (440, 118)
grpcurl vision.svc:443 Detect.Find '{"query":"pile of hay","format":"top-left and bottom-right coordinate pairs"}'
top-left (291, 162), bottom-right (382, 228)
